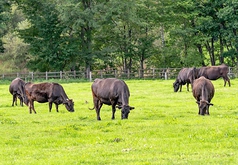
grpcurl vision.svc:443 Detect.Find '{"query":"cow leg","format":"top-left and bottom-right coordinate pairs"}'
top-left (20, 97), bottom-right (23, 107)
top-left (28, 102), bottom-right (32, 114)
top-left (223, 76), bottom-right (231, 87)
top-left (29, 101), bottom-right (37, 114)
top-left (95, 100), bottom-right (103, 120)
top-left (226, 77), bottom-right (231, 87)
top-left (110, 98), bottom-right (118, 120)
top-left (12, 94), bottom-right (16, 106)
top-left (186, 83), bottom-right (189, 91)
top-left (49, 102), bottom-right (53, 112)
top-left (55, 103), bottom-right (59, 112)
top-left (179, 84), bottom-right (182, 92)
top-left (111, 104), bottom-right (116, 120)
top-left (92, 97), bottom-right (103, 120)
top-left (223, 78), bottom-right (227, 87)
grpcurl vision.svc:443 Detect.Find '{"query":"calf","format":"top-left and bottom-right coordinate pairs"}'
top-left (9, 78), bottom-right (25, 106)
top-left (24, 82), bottom-right (74, 113)
top-left (192, 76), bottom-right (215, 115)
top-left (90, 78), bottom-right (135, 120)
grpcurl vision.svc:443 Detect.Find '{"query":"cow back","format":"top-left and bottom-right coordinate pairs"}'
top-left (92, 78), bottom-right (130, 105)
top-left (197, 64), bottom-right (229, 80)
top-left (24, 82), bottom-right (53, 103)
top-left (9, 78), bottom-right (25, 94)
top-left (192, 76), bottom-right (214, 101)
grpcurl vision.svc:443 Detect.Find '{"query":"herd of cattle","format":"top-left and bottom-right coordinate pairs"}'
top-left (9, 77), bottom-right (134, 120)
top-left (8, 64), bottom-right (230, 120)
top-left (173, 64), bottom-right (230, 115)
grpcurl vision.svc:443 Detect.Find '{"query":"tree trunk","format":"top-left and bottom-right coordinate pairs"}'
top-left (140, 53), bottom-right (145, 78)
top-left (219, 34), bottom-right (224, 64)
top-left (196, 44), bottom-right (205, 66)
top-left (205, 38), bottom-right (215, 66)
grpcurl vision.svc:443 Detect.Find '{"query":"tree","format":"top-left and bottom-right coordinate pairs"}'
top-left (15, 0), bottom-right (74, 71)
top-left (0, 0), bottom-right (11, 53)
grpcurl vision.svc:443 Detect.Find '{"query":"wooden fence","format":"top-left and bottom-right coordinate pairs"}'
top-left (0, 67), bottom-right (237, 81)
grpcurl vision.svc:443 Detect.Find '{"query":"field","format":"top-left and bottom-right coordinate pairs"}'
top-left (0, 79), bottom-right (238, 164)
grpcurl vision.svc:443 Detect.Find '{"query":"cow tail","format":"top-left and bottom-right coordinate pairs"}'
top-left (88, 106), bottom-right (95, 110)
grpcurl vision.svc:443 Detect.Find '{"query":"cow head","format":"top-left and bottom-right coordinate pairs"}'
top-left (64, 99), bottom-right (74, 112)
top-left (117, 105), bottom-right (134, 119)
top-left (173, 82), bottom-right (179, 92)
top-left (23, 93), bottom-right (29, 106)
top-left (196, 100), bottom-right (213, 115)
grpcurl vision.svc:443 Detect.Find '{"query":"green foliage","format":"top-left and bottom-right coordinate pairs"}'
top-left (0, 0), bottom-right (11, 53)
top-left (0, 79), bottom-right (238, 164)
top-left (2, 0), bottom-right (238, 73)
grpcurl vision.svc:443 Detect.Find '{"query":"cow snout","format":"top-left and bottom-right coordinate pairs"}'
top-left (173, 83), bottom-right (179, 92)
top-left (121, 113), bottom-right (128, 119)
top-left (121, 111), bottom-right (129, 119)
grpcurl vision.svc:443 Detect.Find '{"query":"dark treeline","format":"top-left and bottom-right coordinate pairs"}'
top-left (1, 0), bottom-right (238, 78)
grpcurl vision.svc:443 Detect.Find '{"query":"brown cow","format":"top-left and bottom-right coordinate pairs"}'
top-left (90, 78), bottom-right (135, 120)
top-left (196, 64), bottom-right (230, 87)
top-left (173, 67), bottom-right (196, 92)
top-left (24, 82), bottom-right (74, 114)
top-left (192, 76), bottom-right (215, 115)
top-left (9, 78), bottom-right (25, 106)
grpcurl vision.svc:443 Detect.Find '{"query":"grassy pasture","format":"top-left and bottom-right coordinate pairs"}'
top-left (0, 79), bottom-right (238, 164)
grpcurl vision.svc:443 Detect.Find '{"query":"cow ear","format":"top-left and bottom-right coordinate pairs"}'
top-left (130, 106), bottom-right (135, 110)
top-left (205, 101), bottom-right (213, 106)
top-left (116, 105), bottom-right (122, 109)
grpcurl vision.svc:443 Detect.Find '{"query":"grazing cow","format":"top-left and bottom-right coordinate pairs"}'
top-left (192, 76), bottom-right (215, 115)
top-left (24, 82), bottom-right (74, 114)
top-left (173, 67), bottom-right (196, 92)
top-left (196, 64), bottom-right (230, 87)
top-left (9, 78), bottom-right (25, 106)
top-left (90, 78), bottom-right (135, 120)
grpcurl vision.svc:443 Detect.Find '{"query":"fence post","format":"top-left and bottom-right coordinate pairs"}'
top-left (31, 72), bottom-right (34, 81)
top-left (60, 71), bottom-right (62, 79)
top-left (153, 68), bottom-right (155, 78)
top-left (165, 70), bottom-right (168, 80)
top-left (114, 70), bottom-right (117, 78)
top-left (74, 70), bottom-right (76, 78)
top-left (127, 69), bottom-right (130, 79)
top-left (46, 71), bottom-right (48, 80)
top-left (89, 71), bottom-right (92, 82)
top-left (100, 70), bottom-right (103, 78)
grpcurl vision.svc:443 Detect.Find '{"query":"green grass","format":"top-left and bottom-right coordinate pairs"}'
top-left (0, 79), bottom-right (238, 164)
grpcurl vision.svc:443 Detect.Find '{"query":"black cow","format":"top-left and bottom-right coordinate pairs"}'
top-left (173, 67), bottom-right (196, 92)
top-left (9, 78), bottom-right (25, 106)
top-left (196, 64), bottom-right (230, 87)
top-left (90, 78), bottom-right (135, 120)
top-left (24, 82), bottom-right (74, 114)
top-left (192, 76), bottom-right (215, 115)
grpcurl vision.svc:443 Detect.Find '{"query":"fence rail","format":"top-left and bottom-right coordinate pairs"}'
top-left (1, 67), bottom-right (237, 81)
